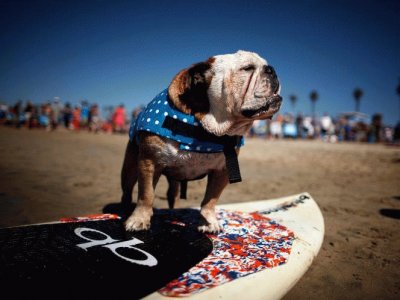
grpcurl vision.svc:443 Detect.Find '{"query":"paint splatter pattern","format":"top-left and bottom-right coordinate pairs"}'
top-left (159, 209), bottom-right (295, 297)
top-left (60, 213), bottom-right (120, 223)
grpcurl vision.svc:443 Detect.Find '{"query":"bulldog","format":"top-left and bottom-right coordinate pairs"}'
top-left (120, 50), bottom-right (282, 233)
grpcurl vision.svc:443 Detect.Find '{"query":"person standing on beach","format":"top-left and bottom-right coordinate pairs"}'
top-left (89, 104), bottom-right (100, 133)
top-left (80, 101), bottom-right (89, 129)
top-left (51, 98), bottom-right (62, 130)
top-left (369, 113), bottom-right (383, 143)
top-left (62, 102), bottom-right (72, 129)
top-left (13, 100), bottom-right (22, 128)
top-left (72, 105), bottom-right (81, 131)
top-left (24, 101), bottom-right (34, 128)
top-left (112, 104), bottom-right (126, 133)
top-left (320, 113), bottom-right (333, 141)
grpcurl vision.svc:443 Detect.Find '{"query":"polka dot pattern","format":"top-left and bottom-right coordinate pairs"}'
top-left (129, 89), bottom-right (244, 153)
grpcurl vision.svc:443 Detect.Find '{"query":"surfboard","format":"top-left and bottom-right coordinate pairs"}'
top-left (0, 193), bottom-right (323, 299)
top-left (0, 210), bottom-right (213, 298)
top-left (146, 192), bottom-right (324, 300)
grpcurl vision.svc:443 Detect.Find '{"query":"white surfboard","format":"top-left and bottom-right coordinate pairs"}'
top-left (0, 193), bottom-right (323, 299)
top-left (144, 192), bottom-right (324, 300)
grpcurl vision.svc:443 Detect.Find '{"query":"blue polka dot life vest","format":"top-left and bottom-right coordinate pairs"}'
top-left (129, 89), bottom-right (244, 153)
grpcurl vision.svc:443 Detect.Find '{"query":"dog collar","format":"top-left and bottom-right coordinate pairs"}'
top-left (129, 89), bottom-right (244, 183)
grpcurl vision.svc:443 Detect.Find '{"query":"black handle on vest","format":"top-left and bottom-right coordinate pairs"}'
top-left (223, 145), bottom-right (242, 183)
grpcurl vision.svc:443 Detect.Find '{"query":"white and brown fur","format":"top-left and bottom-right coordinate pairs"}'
top-left (120, 50), bottom-right (282, 233)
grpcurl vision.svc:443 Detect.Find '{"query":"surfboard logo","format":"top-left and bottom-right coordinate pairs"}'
top-left (74, 227), bottom-right (158, 266)
top-left (259, 194), bottom-right (310, 215)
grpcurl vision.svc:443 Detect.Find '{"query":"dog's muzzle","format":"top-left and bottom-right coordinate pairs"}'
top-left (241, 95), bottom-right (282, 118)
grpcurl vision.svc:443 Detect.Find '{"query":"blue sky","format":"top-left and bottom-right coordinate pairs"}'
top-left (1, 0), bottom-right (399, 125)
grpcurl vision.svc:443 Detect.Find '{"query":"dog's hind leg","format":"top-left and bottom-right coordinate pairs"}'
top-left (120, 140), bottom-right (139, 214)
top-left (125, 134), bottom-right (164, 231)
top-left (125, 154), bottom-right (162, 231)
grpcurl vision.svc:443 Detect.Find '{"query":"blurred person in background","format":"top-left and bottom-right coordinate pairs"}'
top-left (24, 101), bottom-right (34, 128)
top-left (38, 102), bottom-right (52, 131)
top-left (72, 105), bottom-right (81, 131)
top-left (112, 104), bottom-right (126, 133)
top-left (0, 104), bottom-right (8, 125)
top-left (13, 100), bottom-right (23, 128)
top-left (270, 114), bottom-right (283, 139)
top-left (5, 105), bottom-right (14, 126)
top-left (393, 122), bottom-right (400, 144)
top-left (383, 126), bottom-right (394, 143)
top-left (29, 104), bottom-right (40, 128)
top-left (354, 121), bottom-right (368, 142)
top-left (51, 98), bottom-right (62, 130)
top-left (89, 103), bottom-right (100, 133)
top-left (63, 102), bottom-right (73, 129)
top-left (250, 119), bottom-right (268, 138)
top-left (368, 113), bottom-right (383, 143)
top-left (320, 113), bottom-right (332, 140)
top-left (80, 100), bottom-right (89, 129)
top-left (282, 113), bottom-right (297, 139)
top-left (302, 115), bottom-right (314, 139)
top-left (131, 106), bottom-right (143, 121)
top-left (295, 113), bottom-right (304, 139)
top-left (336, 116), bottom-right (349, 142)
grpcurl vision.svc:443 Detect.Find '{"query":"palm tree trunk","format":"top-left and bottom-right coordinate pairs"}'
top-left (311, 102), bottom-right (315, 118)
top-left (355, 99), bottom-right (360, 112)
top-left (398, 95), bottom-right (400, 120)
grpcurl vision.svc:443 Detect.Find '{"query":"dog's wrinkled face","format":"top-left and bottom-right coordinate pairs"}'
top-left (168, 50), bottom-right (282, 136)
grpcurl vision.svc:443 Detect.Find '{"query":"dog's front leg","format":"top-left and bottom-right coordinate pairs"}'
top-left (125, 157), bottom-right (161, 231)
top-left (198, 169), bottom-right (229, 233)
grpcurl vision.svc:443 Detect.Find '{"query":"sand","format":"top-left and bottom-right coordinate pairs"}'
top-left (0, 126), bottom-right (399, 299)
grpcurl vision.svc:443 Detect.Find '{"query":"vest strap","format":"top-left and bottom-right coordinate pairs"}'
top-left (162, 116), bottom-right (242, 183)
top-left (180, 180), bottom-right (188, 199)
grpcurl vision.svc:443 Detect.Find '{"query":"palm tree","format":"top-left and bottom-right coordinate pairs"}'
top-left (353, 88), bottom-right (363, 112)
top-left (397, 78), bottom-right (400, 97)
top-left (289, 94), bottom-right (297, 112)
top-left (397, 78), bottom-right (400, 120)
top-left (310, 90), bottom-right (318, 118)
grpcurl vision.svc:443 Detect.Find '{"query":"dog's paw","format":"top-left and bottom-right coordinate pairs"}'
top-left (125, 214), bottom-right (151, 231)
top-left (198, 209), bottom-right (221, 233)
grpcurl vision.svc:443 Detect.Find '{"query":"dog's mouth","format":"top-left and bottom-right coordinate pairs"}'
top-left (241, 95), bottom-right (282, 119)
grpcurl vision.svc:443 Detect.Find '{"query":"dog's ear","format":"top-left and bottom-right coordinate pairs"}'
top-left (168, 58), bottom-right (215, 115)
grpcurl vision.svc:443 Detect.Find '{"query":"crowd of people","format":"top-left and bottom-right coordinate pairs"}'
top-left (248, 112), bottom-right (400, 144)
top-left (0, 99), bottom-right (132, 134)
top-left (1, 99), bottom-right (399, 144)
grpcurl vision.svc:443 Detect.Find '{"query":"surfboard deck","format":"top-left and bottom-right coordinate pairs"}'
top-left (0, 193), bottom-right (324, 299)
top-left (0, 210), bottom-right (213, 299)
top-left (145, 192), bottom-right (324, 300)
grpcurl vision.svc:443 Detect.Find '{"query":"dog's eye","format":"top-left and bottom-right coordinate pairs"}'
top-left (241, 65), bottom-right (255, 72)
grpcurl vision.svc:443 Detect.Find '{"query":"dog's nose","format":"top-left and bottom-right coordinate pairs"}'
top-left (268, 95), bottom-right (282, 108)
top-left (271, 79), bottom-right (280, 94)
top-left (264, 65), bottom-right (279, 94)
top-left (264, 65), bottom-right (276, 76)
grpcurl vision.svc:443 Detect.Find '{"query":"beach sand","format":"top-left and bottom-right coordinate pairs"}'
top-left (0, 127), bottom-right (399, 299)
